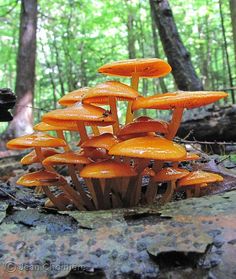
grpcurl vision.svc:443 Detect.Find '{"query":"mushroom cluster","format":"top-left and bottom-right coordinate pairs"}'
top-left (7, 58), bottom-right (227, 210)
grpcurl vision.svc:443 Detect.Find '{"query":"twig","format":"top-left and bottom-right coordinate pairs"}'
top-left (175, 137), bottom-right (236, 146)
top-left (0, 187), bottom-right (27, 207)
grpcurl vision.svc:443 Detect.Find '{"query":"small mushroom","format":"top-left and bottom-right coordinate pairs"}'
top-left (43, 151), bottom-right (94, 210)
top-left (177, 170), bottom-right (223, 198)
top-left (153, 167), bottom-right (190, 204)
top-left (17, 170), bottom-right (68, 211)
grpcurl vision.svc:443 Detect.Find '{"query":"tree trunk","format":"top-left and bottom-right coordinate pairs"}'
top-left (3, 0), bottom-right (37, 139)
top-left (230, 0), bottom-right (236, 63)
top-left (150, 4), bottom-right (168, 93)
top-left (127, 8), bottom-right (136, 59)
top-left (149, 0), bottom-right (203, 91)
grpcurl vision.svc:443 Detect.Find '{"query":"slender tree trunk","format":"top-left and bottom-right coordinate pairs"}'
top-left (127, 7), bottom-right (136, 59)
top-left (149, 0), bottom-right (203, 91)
top-left (219, 0), bottom-right (235, 103)
top-left (3, 0), bottom-right (37, 139)
top-left (150, 4), bottom-right (168, 93)
top-left (230, 0), bottom-right (236, 63)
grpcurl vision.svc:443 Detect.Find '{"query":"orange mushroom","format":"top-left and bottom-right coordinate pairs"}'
top-left (98, 58), bottom-right (171, 123)
top-left (117, 119), bottom-right (169, 140)
top-left (177, 170), bottom-right (223, 198)
top-left (80, 159), bottom-right (137, 209)
top-left (153, 167), bottom-right (190, 204)
top-left (17, 171), bottom-right (68, 211)
top-left (83, 81), bottom-right (138, 133)
top-left (132, 91), bottom-right (228, 140)
top-left (42, 102), bottom-right (115, 144)
top-left (21, 148), bottom-right (60, 165)
top-left (43, 151), bottom-right (94, 210)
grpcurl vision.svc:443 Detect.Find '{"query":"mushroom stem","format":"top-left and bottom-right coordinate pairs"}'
top-left (91, 126), bottom-right (100, 136)
top-left (166, 108), bottom-right (184, 140)
top-left (103, 179), bottom-right (111, 209)
top-left (56, 131), bottom-right (70, 151)
top-left (109, 96), bottom-right (120, 134)
top-left (84, 178), bottom-right (99, 209)
top-left (144, 177), bottom-right (157, 204)
top-left (68, 165), bottom-right (94, 210)
top-left (160, 180), bottom-right (176, 204)
top-left (125, 72), bottom-right (140, 124)
top-left (43, 186), bottom-right (67, 211)
top-left (76, 122), bottom-right (89, 143)
top-left (91, 178), bottom-right (105, 209)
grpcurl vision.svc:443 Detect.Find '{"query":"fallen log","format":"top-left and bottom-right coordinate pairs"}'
top-left (178, 105), bottom-right (236, 142)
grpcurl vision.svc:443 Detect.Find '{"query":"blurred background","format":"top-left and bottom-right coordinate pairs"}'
top-left (0, 0), bottom-right (235, 141)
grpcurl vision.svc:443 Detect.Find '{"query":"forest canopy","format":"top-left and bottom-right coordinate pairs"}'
top-left (0, 0), bottom-right (235, 133)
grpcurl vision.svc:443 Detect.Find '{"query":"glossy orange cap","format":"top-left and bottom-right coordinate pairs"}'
top-left (80, 159), bottom-right (137, 178)
top-left (42, 151), bottom-right (92, 166)
top-left (132, 91), bottom-right (228, 111)
top-left (17, 170), bottom-right (66, 187)
top-left (21, 148), bottom-right (60, 165)
top-left (117, 119), bottom-right (168, 138)
top-left (98, 58), bottom-right (171, 78)
top-left (154, 167), bottom-right (189, 182)
top-left (7, 132), bottom-right (67, 150)
top-left (42, 102), bottom-right (115, 127)
top-left (82, 81), bottom-right (138, 104)
top-left (34, 121), bottom-right (77, 132)
top-left (109, 136), bottom-right (186, 160)
top-left (81, 133), bottom-right (119, 151)
top-left (178, 170), bottom-right (223, 187)
top-left (58, 87), bottom-right (91, 106)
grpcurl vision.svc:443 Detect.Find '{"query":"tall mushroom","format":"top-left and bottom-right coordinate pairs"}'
top-left (132, 91), bottom-right (228, 140)
top-left (98, 58), bottom-right (171, 124)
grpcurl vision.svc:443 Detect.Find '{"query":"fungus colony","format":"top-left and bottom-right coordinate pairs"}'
top-left (7, 59), bottom-right (227, 210)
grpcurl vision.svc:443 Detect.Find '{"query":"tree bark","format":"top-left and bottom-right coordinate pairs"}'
top-left (230, 0), bottom-right (236, 63)
top-left (127, 8), bottom-right (136, 59)
top-left (177, 105), bottom-right (236, 142)
top-left (219, 0), bottom-right (235, 103)
top-left (149, 0), bottom-right (203, 91)
top-left (3, 0), bottom-right (37, 139)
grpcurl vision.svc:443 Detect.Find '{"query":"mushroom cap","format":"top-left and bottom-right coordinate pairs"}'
top-left (58, 87), bottom-right (91, 106)
top-left (81, 133), bottom-right (119, 151)
top-left (98, 58), bottom-right (171, 78)
top-left (7, 132), bottom-right (66, 150)
top-left (109, 136), bottom-right (186, 160)
top-left (132, 91), bottom-right (228, 111)
top-left (154, 167), bottom-right (189, 182)
top-left (117, 119), bottom-right (169, 138)
top-left (43, 151), bottom-right (92, 166)
top-left (42, 102), bottom-right (115, 127)
top-left (98, 126), bottom-right (113, 135)
top-left (21, 148), bottom-right (60, 165)
top-left (179, 153), bottom-right (200, 162)
top-left (82, 81), bottom-right (138, 104)
top-left (17, 170), bottom-right (66, 187)
top-left (80, 159), bottom-right (137, 178)
top-left (34, 121), bottom-right (77, 132)
top-left (82, 147), bottom-right (111, 160)
top-left (134, 116), bottom-right (154, 122)
top-left (177, 170), bottom-right (223, 187)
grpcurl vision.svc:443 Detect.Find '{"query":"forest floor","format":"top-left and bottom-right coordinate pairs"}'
top-left (0, 153), bottom-right (236, 278)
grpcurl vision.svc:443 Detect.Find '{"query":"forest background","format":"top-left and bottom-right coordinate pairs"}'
top-left (0, 0), bottom-right (235, 139)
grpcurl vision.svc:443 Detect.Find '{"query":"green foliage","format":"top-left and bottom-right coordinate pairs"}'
top-left (0, 0), bottom-right (235, 124)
